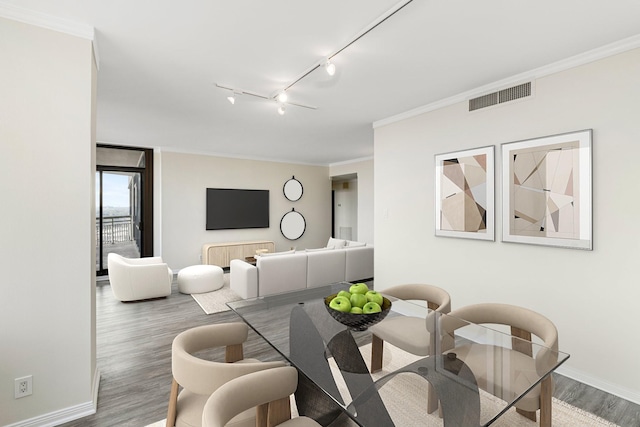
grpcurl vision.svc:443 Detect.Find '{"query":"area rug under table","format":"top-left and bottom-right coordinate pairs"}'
top-left (190, 274), bottom-right (242, 314)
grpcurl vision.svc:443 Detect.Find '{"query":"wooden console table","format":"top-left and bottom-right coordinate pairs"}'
top-left (202, 240), bottom-right (275, 268)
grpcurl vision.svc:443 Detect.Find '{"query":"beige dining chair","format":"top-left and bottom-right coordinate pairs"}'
top-left (368, 284), bottom-right (451, 414)
top-left (369, 283), bottom-right (452, 373)
top-left (166, 323), bottom-right (285, 427)
top-left (442, 303), bottom-right (559, 427)
top-left (202, 366), bottom-right (322, 427)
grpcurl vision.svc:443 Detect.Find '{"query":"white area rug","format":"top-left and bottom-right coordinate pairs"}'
top-left (190, 273), bottom-right (242, 314)
top-left (146, 342), bottom-right (619, 426)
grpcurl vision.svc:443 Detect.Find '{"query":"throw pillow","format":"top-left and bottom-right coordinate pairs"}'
top-left (326, 237), bottom-right (347, 249)
top-left (305, 247), bottom-right (335, 252)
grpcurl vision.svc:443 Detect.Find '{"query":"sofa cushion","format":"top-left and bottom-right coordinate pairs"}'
top-left (327, 237), bottom-right (347, 249)
top-left (257, 253), bottom-right (308, 296)
top-left (306, 249), bottom-right (347, 288)
top-left (346, 240), bottom-right (366, 247)
top-left (345, 246), bottom-right (374, 282)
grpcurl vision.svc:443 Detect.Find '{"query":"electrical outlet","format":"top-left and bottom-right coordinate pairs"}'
top-left (15, 375), bottom-right (32, 399)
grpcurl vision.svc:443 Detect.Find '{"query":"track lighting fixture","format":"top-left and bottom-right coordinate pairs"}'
top-left (214, 0), bottom-right (414, 115)
top-left (325, 60), bottom-right (336, 76)
top-left (215, 84), bottom-right (317, 111)
top-left (277, 91), bottom-right (288, 103)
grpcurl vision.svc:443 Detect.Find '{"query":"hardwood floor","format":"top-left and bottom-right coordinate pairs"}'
top-left (59, 279), bottom-right (639, 427)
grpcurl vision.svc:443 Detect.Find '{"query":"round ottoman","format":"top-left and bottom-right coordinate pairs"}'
top-left (178, 265), bottom-right (224, 294)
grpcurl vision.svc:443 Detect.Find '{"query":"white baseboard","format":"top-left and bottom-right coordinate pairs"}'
top-left (5, 369), bottom-right (101, 427)
top-left (556, 365), bottom-right (640, 406)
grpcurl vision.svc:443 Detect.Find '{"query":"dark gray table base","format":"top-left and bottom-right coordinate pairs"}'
top-left (290, 303), bottom-right (482, 427)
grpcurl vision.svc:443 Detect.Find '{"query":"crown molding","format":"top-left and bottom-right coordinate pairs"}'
top-left (329, 156), bottom-right (374, 168)
top-left (0, 1), bottom-right (100, 69)
top-left (139, 144), bottom-right (330, 167)
top-left (374, 33), bottom-right (640, 129)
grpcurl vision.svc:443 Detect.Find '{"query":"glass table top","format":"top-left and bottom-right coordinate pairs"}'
top-left (228, 282), bottom-right (570, 427)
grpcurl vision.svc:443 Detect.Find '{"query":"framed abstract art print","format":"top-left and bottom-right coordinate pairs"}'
top-left (435, 145), bottom-right (494, 241)
top-left (501, 129), bottom-right (592, 250)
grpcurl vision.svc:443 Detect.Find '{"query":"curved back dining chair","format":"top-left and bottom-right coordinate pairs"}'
top-left (166, 323), bottom-right (285, 427)
top-left (202, 366), bottom-right (322, 427)
top-left (442, 303), bottom-right (559, 427)
top-left (369, 283), bottom-right (452, 373)
top-left (368, 283), bottom-right (451, 415)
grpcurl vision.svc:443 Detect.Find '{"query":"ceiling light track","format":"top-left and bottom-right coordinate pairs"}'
top-left (216, 0), bottom-right (414, 114)
top-left (281, 0), bottom-right (415, 92)
top-left (215, 83), bottom-right (317, 110)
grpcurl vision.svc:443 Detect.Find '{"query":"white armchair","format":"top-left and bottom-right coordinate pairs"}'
top-left (107, 253), bottom-right (173, 301)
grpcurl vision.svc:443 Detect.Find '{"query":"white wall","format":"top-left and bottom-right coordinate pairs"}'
top-left (374, 47), bottom-right (640, 403)
top-left (156, 151), bottom-right (332, 270)
top-left (330, 158), bottom-right (374, 244)
top-left (0, 18), bottom-right (97, 425)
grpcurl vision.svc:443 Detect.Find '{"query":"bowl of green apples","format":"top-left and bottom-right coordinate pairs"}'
top-left (325, 283), bottom-right (391, 331)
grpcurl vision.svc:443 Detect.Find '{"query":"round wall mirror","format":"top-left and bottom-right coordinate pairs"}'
top-left (283, 176), bottom-right (303, 202)
top-left (280, 209), bottom-right (306, 240)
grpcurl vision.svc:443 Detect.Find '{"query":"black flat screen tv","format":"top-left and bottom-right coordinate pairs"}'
top-left (206, 188), bottom-right (270, 230)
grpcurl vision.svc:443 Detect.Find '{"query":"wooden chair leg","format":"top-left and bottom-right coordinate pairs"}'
top-left (427, 383), bottom-right (439, 414)
top-left (256, 402), bottom-right (269, 427)
top-left (166, 378), bottom-right (179, 427)
top-left (539, 375), bottom-right (552, 427)
top-left (266, 397), bottom-right (292, 427)
top-left (371, 334), bottom-right (384, 373)
top-left (226, 343), bottom-right (244, 363)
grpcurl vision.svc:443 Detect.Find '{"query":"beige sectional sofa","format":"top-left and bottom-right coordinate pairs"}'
top-left (229, 240), bottom-right (373, 299)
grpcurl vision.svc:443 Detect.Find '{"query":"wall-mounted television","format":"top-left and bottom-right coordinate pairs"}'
top-left (206, 188), bottom-right (270, 230)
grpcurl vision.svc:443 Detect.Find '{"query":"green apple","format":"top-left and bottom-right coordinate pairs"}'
top-left (337, 290), bottom-right (352, 300)
top-left (365, 290), bottom-right (384, 306)
top-left (349, 306), bottom-right (363, 314)
top-left (350, 293), bottom-right (368, 309)
top-left (362, 301), bottom-right (382, 314)
top-left (329, 296), bottom-right (352, 313)
top-left (349, 283), bottom-right (369, 295)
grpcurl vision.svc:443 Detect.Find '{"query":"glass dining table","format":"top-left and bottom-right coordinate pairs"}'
top-left (227, 282), bottom-right (570, 427)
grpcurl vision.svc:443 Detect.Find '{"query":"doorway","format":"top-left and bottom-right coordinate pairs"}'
top-left (331, 175), bottom-right (358, 240)
top-left (96, 145), bottom-right (153, 276)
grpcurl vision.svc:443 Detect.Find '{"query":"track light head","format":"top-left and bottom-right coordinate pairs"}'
top-left (277, 104), bottom-right (286, 115)
top-left (325, 60), bottom-right (336, 76)
top-left (227, 95), bottom-right (235, 105)
top-left (277, 91), bottom-right (288, 103)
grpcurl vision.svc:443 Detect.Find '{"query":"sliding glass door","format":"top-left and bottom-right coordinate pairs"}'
top-left (96, 171), bottom-right (142, 273)
top-left (96, 145), bottom-right (153, 276)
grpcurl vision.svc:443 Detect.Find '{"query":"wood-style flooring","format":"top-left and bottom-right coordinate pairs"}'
top-left (58, 279), bottom-right (640, 427)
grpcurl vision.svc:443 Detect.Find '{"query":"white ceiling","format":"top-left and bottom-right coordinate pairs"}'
top-left (4, 0), bottom-right (640, 165)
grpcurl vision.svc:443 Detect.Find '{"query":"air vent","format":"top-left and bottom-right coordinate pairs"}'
top-left (469, 82), bottom-right (532, 111)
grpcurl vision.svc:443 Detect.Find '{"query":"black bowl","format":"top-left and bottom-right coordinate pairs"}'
top-left (324, 294), bottom-right (392, 331)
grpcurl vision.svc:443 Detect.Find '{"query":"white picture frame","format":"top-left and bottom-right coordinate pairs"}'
top-left (501, 129), bottom-right (592, 250)
top-left (435, 145), bottom-right (495, 241)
